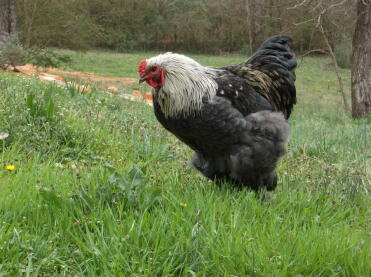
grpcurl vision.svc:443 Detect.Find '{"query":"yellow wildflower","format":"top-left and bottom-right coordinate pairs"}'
top-left (6, 165), bottom-right (15, 171)
top-left (179, 202), bottom-right (188, 207)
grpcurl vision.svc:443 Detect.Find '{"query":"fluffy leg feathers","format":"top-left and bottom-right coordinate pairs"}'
top-left (191, 111), bottom-right (289, 190)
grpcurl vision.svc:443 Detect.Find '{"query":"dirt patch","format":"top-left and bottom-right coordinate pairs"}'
top-left (45, 67), bottom-right (137, 88)
top-left (3, 63), bottom-right (152, 105)
top-left (10, 64), bottom-right (137, 88)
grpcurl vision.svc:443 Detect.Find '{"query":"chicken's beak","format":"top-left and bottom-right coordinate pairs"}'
top-left (139, 76), bottom-right (147, 84)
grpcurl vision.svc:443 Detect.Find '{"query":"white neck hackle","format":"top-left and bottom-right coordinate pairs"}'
top-left (145, 53), bottom-right (219, 118)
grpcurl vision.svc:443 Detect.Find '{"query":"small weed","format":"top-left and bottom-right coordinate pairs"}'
top-left (26, 87), bottom-right (57, 120)
top-left (73, 165), bottom-right (162, 214)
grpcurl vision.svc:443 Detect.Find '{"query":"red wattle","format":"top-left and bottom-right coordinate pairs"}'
top-left (147, 79), bottom-right (158, 88)
top-left (138, 60), bottom-right (147, 76)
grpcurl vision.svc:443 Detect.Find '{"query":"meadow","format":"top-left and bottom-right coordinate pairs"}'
top-left (0, 51), bottom-right (369, 276)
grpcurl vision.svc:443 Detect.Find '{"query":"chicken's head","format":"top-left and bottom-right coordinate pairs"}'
top-left (137, 53), bottom-right (219, 118)
top-left (138, 60), bottom-right (166, 92)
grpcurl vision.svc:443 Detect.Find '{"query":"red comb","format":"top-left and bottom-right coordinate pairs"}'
top-left (138, 60), bottom-right (147, 76)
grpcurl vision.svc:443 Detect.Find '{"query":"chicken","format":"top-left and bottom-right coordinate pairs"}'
top-left (138, 35), bottom-right (296, 190)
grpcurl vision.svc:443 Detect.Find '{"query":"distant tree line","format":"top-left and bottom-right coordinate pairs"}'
top-left (14, 0), bottom-right (356, 55)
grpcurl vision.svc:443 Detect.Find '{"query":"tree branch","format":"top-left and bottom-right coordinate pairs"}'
top-left (287, 0), bottom-right (311, 10)
top-left (319, 23), bottom-right (351, 114)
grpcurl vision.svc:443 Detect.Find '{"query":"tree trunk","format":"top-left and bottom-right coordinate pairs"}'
top-left (24, 0), bottom-right (39, 48)
top-left (246, 0), bottom-right (253, 55)
top-left (0, 0), bottom-right (8, 44)
top-left (351, 0), bottom-right (370, 118)
top-left (8, 0), bottom-right (16, 34)
top-left (0, 0), bottom-right (17, 45)
top-left (246, 0), bottom-right (263, 54)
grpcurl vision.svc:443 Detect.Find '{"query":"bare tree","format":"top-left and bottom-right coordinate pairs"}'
top-left (289, 0), bottom-right (353, 114)
top-left (0, 0), bottom-right (17, 44)
top-left (317, 13), bottom-right (351, 114)
top-left (20, 0), bottom-right (39, 47)
top-left (351, 0), bottom-right (370, 118)
top-left (246, 0), bottom-right (263, 54)
top-left (0, 0), bottom-right (8, 44)
top-left (8, 0), bottom-right (16, 34)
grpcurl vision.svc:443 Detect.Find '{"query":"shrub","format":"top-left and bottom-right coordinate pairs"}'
top-left (27, 48), bottom-right (72, 68)
top-left (0, 34), bottom-right (28, 66)
top-left (334, 40), bottom-right (352, 69)
top-left (0, 35), bottom-right (72, 68)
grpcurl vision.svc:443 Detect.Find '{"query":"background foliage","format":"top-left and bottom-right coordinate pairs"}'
top-left (16, 0), bottom-right (356, 56)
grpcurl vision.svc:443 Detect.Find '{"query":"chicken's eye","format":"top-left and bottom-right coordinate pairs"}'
top-left (151, 66), bottom-right (158, 72)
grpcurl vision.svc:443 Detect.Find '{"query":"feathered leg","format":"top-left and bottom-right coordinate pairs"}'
top-left (228, 111), bottom-right (289, 190)
top-left (191, 111), bottom-right (289, 191)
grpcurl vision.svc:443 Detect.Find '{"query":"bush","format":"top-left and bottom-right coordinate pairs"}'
top-left (0, 35), bottom-right (72, 68)
top-left (335, 40), bottom-right (352, 69)
top-left (0, 34), bottom-right (28, 66)
top-left (27, 48), bottom-right (72, 68)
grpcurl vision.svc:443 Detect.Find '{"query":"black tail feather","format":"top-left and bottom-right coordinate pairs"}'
top-left (249, 35), bottom-right (297, 75)
top-left (245, 35), bottom-right (297, 118)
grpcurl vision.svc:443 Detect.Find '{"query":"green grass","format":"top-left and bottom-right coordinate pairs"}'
top-left (0, 51), bottom-right (369, 276)
top-left (58, 49), bottom-right (251, 78)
